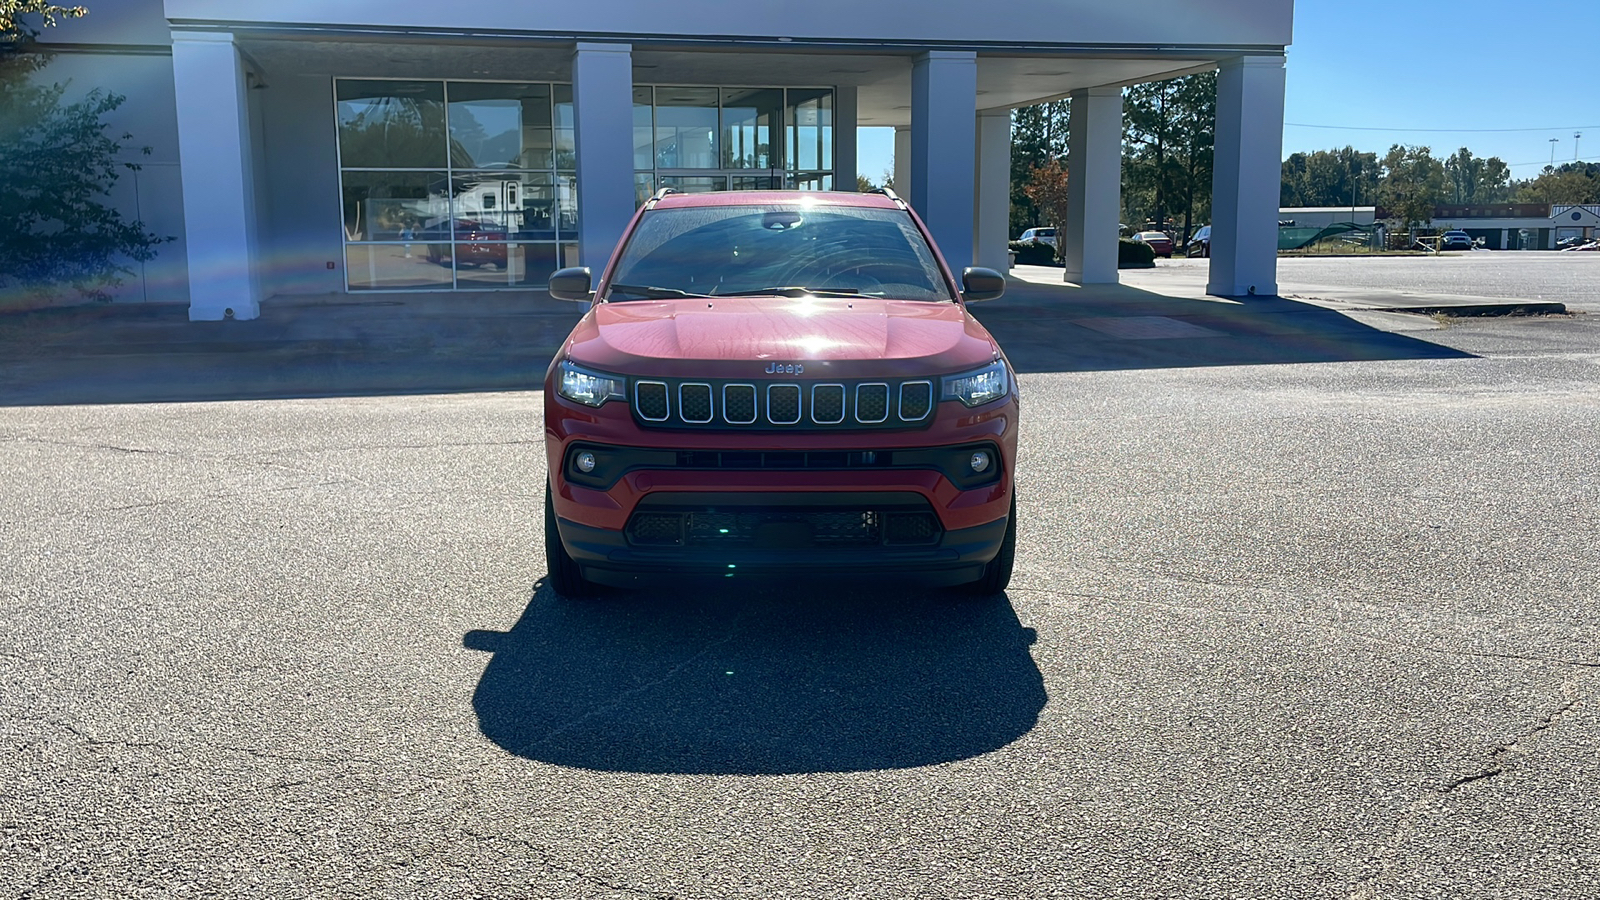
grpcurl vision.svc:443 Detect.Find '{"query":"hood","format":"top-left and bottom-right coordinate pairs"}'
top-left (564, 296), bottom-right (1000, 380)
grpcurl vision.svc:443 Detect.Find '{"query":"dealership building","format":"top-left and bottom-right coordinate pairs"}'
top-left (30, 0), bottom-right (1295, 320)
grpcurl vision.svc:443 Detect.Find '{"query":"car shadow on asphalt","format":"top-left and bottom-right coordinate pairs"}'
top-left (972, 279), bottom-right (1476, 373)
top-left (462, 580), bottom-right (1047, 774)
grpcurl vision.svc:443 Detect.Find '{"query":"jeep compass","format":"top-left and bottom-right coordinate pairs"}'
top-left (542, 189), bottom-right (1018, 598)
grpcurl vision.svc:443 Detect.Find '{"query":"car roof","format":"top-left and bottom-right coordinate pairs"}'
top-left (651, 190), bottom-right (901, 210)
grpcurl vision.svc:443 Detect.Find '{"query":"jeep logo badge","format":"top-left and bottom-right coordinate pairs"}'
top-left (765, 362), bottom-right (804, 375)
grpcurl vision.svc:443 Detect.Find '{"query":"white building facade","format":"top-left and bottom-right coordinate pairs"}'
top-left (34, 0), bottom-right (1296, 320)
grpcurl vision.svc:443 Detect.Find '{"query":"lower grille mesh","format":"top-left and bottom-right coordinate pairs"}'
top-left (626, 507), bottom-right (942, 549)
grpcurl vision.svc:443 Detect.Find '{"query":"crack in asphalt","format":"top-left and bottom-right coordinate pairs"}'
top-left (460, 827), bottom-right (688, 900)
top-left (50, 720), bottom-right (388, 768)
top-left (1013, 585), bottom-right (1600, 671)
top-left (0, 436), bottom-right (180, 457)
top-left (1439, 695), bottom-right (1581, 795)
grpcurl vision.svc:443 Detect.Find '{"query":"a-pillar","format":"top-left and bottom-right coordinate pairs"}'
top-left (974, 109), bottom-right (1011, 271)
top-left (1061, 87), bottom-right (1122, 285)
top-left (171, 31), bottom-right (261, 320)
top-left (1209, 55), bottom-right (1286, 297)
top-left (571, 42), bottom-right (636, 271)
top-left (910, 51), bottom-right (977, 272)
top-left (893, 127), bottom-right (911, 196)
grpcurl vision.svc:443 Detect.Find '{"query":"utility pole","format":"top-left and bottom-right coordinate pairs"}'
top-left (1577, 132), bottom-right (1584, 162)
top-left (1549, 137), bottom-right (1560, 167)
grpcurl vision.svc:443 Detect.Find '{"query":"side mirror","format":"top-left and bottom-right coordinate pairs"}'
top-left (960, 267), bottom-right (1006, 303)
top-left (548, 266), bottom-right (594, 302)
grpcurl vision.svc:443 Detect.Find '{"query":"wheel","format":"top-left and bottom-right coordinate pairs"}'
top-left (957, 494), bottom-right (1016, 597)
top-left (545, 482), bottom-right (599, 600)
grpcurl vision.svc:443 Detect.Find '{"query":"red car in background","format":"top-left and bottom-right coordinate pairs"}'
top-left (540, 189), bottom-right (1019, 600)
top-left (424, 219), bottom-right (509, 268)
top-left (1133, 230), bottom-right (1174, 258)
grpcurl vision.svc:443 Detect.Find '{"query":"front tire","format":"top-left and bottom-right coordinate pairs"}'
top-left (958, 495), bottom-right (1016, 597)
top-left (545, 482), bottom-right (599, 600)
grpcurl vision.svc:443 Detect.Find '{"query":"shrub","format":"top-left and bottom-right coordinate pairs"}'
top-left (1008, 240), bottom-right (1057, 266)
top-left (1118, 238), bottom-right (1156, 268)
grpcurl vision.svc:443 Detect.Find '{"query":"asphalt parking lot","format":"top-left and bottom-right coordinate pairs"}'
top-left (2, 261), bottom-right (1598, 898)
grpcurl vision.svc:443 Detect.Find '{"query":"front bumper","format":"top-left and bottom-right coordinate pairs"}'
top-left (556, 497), bottom-right (1009, 588)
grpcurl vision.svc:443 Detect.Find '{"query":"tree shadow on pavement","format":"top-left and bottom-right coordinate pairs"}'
top-left (463, 581), bottom-right (1046, 775)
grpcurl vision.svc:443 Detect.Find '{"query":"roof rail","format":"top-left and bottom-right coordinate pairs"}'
top-left (645, 186), bottom-right (680, 208)
top-left (867, 186), bottom-right (907, 208)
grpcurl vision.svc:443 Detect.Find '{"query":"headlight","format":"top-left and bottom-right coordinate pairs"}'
top-left (941, 360), bottom-right (1009, 408)
top-left (557, 359), bottom-right (626, 408)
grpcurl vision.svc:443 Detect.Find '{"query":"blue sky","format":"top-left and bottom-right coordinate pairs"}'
top-left (857, 2), bottom-right (1600, 185)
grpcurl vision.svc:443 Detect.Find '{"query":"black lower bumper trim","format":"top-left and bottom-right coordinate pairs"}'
top-left (556, 511), bottom-right (1008, 589)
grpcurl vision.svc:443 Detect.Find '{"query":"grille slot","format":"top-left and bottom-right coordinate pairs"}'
top-left (630, 378), bottom-right (943, 429)
top-left (899, 381), bottom-right (933, 421)
top-left (722, 384), bottom-right (757, 424)
top-left (635, 382), bottom-right (669, 421)
top-left (679, 383), bottom-right (713, 423)
top-left (855, 383), bottom-right (889, 423)
top-left (767, 383), bottom-right (802, 424)
top-left (811, 384), bottom-right (845, 424)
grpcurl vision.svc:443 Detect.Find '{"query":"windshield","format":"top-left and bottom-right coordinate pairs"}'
top-left (605, 204), bottom-right (954, 302)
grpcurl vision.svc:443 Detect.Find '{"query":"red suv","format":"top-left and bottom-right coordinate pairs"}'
top-left (542, 189), bottom-right (1018, 598)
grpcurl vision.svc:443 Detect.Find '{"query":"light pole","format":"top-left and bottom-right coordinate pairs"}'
top-left (1577, 132), bottom-right (1584, 162)
top-left (1549, 137), bottom-right (1560, 167)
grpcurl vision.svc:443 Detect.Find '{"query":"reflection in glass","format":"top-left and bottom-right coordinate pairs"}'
top-left (632, 87), bottom-right (654, 170)
top-left (654, 88), bottom-right (719, 169)
top-left (658, 175), bottom-right (727, 194)
top-left (555, 172), bottom-right (579, 239)
top-left (789, 172), bottom-right (834, 192)
top-left (340, 170), bottom-right (448, 242)
top-left (721, 88), bottom-right (781, 169)
top-left (634, 172), bottom-right (654, 207)
top-left (450, 171), bottom-right (555, 239)
top-left (731, 175), bottom-right (779, 191)
top-left (553, 84), bottom-right (576, 170)
top-left (447, 82), bottom-right (553, 169)
top-left (346, 243), bottom-right (454, 290)
top-left (337, 80), bottom-right (447, 168)
top-left (454, 243), bottom-right (559, 288)
top-left (787, 89), bottom-right (833, 172)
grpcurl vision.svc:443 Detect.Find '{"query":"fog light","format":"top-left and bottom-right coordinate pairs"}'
top-left (969, 450), bottom-right (992, 473)
top-left (575, 450), bottom-right (597, 473)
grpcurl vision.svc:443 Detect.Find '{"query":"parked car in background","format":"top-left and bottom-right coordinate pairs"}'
top-left (1186, 225), bottom-right (1211, 258)
top-left (1440, 230), bottom-right (1473, 251)
top-left (1019, 226), bottom-right (1056, 247)
top-left (1133, 231), bottom-right (1174, 258)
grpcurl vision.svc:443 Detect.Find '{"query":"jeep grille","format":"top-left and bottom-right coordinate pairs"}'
top-left (629, 378), bottom-right (936, 430)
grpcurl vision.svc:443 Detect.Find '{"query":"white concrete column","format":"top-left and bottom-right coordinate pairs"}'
top-left (974, 109), bottom-right (1011, 271)
top-left (833, 85), bottom-right (858, 190)
top-left (1062, 87), bottom-right (1122, 285)
top-left (910, 51), bottom-right (978, 271)
top-left (572, 42), bottom-right (636, 271)
top-left (893, 127), bottom-right (911, 194)
top-left (1209, 55), bottom-right (1286, 297)
top-left (171, 31), bottom-right (261, 320)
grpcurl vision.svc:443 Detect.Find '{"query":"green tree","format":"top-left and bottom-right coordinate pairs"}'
top-left (1122, 72), bottom-right (1215, 240)
top-left (1009, 99), bottom-right (1069, 235)
top-left (2, 4), bottom-right (167, 303)
top-left (1377, 144), bottom-right (1447, 232)
top-left (1516, 162), bottom-right (1600, 205)
top-left (1442, 147), bottom-right (1512, 204)
top-left (1280, 147), bottom-right (1380, 209)
top-left (855, 173), bottom-right (875, 192)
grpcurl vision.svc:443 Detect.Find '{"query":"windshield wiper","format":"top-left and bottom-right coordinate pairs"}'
top-left (606, 283), bottom-right (716, 300)
top-left (717, 286), bottom-right (865, 298)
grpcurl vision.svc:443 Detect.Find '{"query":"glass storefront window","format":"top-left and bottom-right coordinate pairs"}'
top-left (340, 170), bottom-right (448, 242)
top-left (447, 82), bottom-right (553, 169)
top-left (721, 88), bottom-right (781, 169)
top-left (345, 243), bottom-right (454, 291)
top-left (658, 175), bottom-right (727, 194)
top-left (632, 87), bottom-right (654, 170)
top-left (553, 84), bottom-right (576, 171)
top-left (787, 89), bottom-right (833, 172)
top-left (654, 88), bottom-right (719, 169)
top-left (337, 80), bottom-right (448, 169)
